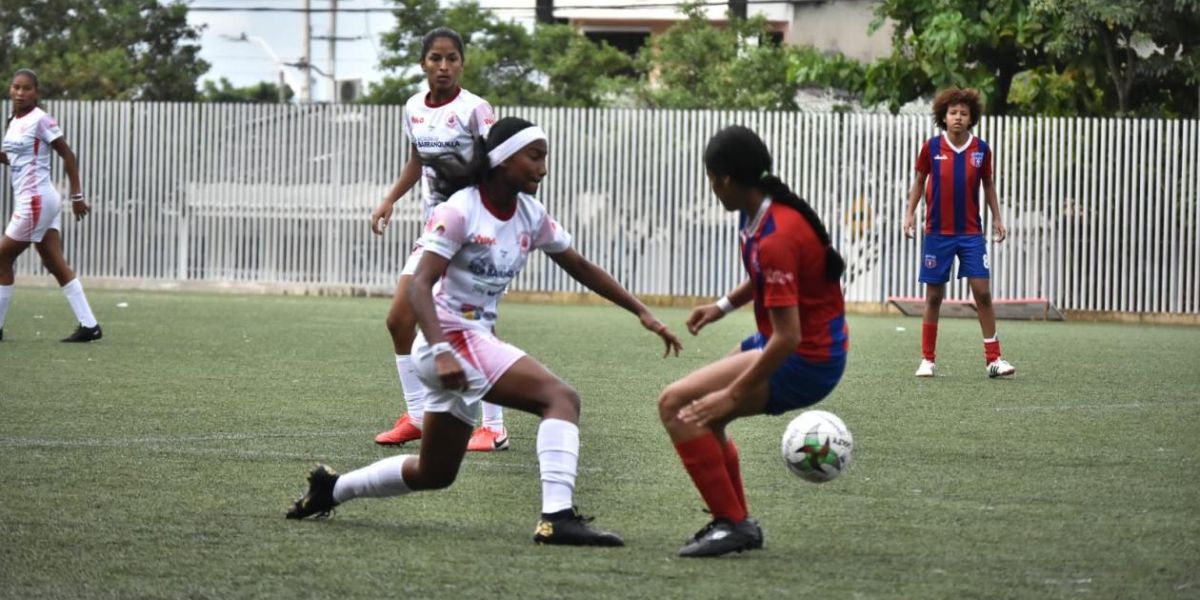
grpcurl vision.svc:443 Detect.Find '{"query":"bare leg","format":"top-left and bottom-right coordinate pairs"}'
top-left (0, 235), bottom-right (32, 286)
top-left (968, 278), bottom-right (997, 339)
top-left (923, 282), bottom-right (945, 325)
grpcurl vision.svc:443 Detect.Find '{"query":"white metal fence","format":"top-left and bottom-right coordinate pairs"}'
top-left (4, 102), bottom-right (1198, 314)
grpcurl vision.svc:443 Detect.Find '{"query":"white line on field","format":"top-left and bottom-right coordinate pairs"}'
top-left (994, 400), bottom-right (1198, 412)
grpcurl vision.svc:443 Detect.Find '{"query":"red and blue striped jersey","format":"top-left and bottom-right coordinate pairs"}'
top-left (915, 134), bottom-right (993, 236)
top-left (740, 201), bottom-right (848, 362)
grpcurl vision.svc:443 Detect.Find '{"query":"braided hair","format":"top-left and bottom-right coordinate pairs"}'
top-left (703, 125), bottom-right (845, 281)
top-left (426, 116), bottom-right (537, 198)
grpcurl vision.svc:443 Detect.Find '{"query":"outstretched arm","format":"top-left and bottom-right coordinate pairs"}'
top-left (371, 144), bottom-right (423, 235)
top-left (686, 277), bottom-right (753, 335)
top-left (51, 138), bottom-right (87, 220)
top-left (547, 248), bottom-right (682, 356)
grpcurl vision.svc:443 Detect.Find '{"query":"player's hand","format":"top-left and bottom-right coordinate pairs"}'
top-left (70, 198), bottom-right (90, 221)
top-left (678, 388), bottom-right (737, 428)
top-left (639, 312), bottom-right (683, 357)
top-left (902, 212), bottom-right (916, 239)
top-left (686, 304), bottom-right (724, 336)
top-left (993, 219), bottom-right (1007, 243)
top-left (434, 351), bottom-right (468, 391)
top-left (370, 201), bottom-right (394, 235)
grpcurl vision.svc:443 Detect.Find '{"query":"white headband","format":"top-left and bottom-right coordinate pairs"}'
top-left (487, 126), bottom-right (548, 167)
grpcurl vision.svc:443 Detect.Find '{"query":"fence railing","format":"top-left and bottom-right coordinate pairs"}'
top-left (4, 102), bottom-right (1197, 314)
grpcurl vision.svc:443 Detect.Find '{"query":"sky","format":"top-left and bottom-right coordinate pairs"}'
top-left (187, 0), bottom-right (400, 102)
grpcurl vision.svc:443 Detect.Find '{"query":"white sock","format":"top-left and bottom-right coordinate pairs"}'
top-left (537, 419), bottom-right (579, 514)
top-left (0, 284), bottom-right (12, 329)
top-left (481, 402), bottom-right (504, 431)
top-left (332, 455), bottom-right (414, 503)
top-left (396, 354), bottom-right (427, 427)
top-left (60, 279), bottom-right (98, 328)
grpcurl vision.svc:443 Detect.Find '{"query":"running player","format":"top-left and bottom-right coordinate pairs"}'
top-left (288, 117), bottom-right (684, 546)
top-left (0, 69), bottom-right (100, 343)
top-left (902, 87), bottom-right (1015, 378)
top-left (369, 28), bottom-right (509, 451)
top-left (658, 125), bottom-right (848, 557)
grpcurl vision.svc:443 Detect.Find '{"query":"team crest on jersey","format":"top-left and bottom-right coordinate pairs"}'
top-left (518, 232), bottom-right (532, 254)
top-left (925, 254), bottom-right (937, 269)
top-left (446, 114), bottom-right (457, 127)
top-left (970, 152), bottom-right (985, 167)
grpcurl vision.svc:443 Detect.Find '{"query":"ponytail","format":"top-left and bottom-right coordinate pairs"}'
top-left (427, 136), bottom-right (489, 198)
top-left (759, 175), bottom-right (845, 282)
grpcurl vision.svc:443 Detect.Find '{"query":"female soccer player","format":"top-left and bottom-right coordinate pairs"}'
top-left (0, 69), bottom-right (100, 343)
top-left (902, 87), bottom-right (1015, 378)
top-left (288, 117), bottom-right (684, 546)
top-left (658, 125), bottom-right (848, 557)
top-left (369, 28), bottom-right (509, 451)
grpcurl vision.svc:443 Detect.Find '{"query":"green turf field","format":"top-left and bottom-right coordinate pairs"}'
top-left (1, 289), bottom-right (1198, 599)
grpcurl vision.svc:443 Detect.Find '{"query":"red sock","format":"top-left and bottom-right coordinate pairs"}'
top-left (921, 323), bottom-right (938, 361)
top-left (722, 438), bottom-right (748, 515)
top-left (674, 433), bottom-right (747, 523)
top-left (984, 337), bottom-right (1001, 364)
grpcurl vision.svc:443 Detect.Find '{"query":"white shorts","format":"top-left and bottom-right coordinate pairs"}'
top-left (412, 328), bottom-right (526, 426)
top-left (5, 193), bottom-right (61, 243)
top-left (400, 242), bottom-right (424, 277)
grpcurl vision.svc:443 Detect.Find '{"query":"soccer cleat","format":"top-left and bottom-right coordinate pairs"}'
top-left (987, 358), bottom-right (1016, 378)
top-left (61, 324), bottom-right (102, 343)
top-left (678, 518), bottom-right (761, 558)
top-left (374, 414), bottom-right (423, 446)
top-left (915, 359), bottom-right (936, 377)
top-left (466, 426), bottom-right (509, 452)
top-left (533, 508), bottom-right (625, 547)
top-left (285, 464), bottom-right (340, 520)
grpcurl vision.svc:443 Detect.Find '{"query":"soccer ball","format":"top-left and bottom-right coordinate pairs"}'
top-left (781, 410), bottom-right (854, 483)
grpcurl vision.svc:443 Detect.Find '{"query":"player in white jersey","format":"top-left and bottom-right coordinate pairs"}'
top-left (0, 69), bottom-right (101, 343)
top-left (368, 28), bottom-right (508, 451)
top-left (288, 117), bottom-right (684, 546)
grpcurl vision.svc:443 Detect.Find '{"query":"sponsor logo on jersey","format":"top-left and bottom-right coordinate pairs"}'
top-left (468, 256), bottom-right (519, 279)
top-left (411, 116), bottom-right (424, 124)
top-left (763, 269), bottom-right (794, 285)
top-left (933, 153), bottom-right (948, 161)
top-left (472, 234), bottom-right (496, 246)
top-left (415, 139), bottom-right (462, 149)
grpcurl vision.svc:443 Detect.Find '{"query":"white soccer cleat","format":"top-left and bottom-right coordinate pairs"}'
top-left (987, 358), bottom-right (1015, 378)
top-left (915, 359), bottom-right (936, 378)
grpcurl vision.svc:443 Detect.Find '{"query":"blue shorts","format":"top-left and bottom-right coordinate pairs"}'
top-left (740, 333), bottom-right (846, 415)
top-left (920, 234), bottom-right (990, 284)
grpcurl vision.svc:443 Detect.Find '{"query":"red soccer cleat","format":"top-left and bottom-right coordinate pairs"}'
top-left (374, 414), bottom-right (423, 446)
top-left (466, 426), bottom-right (509, 452)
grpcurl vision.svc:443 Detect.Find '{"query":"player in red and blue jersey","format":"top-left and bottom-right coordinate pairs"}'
top-left (658, 125), bottom-right (849, 558)
top-left (903, 87), bottom-right (1015, 379)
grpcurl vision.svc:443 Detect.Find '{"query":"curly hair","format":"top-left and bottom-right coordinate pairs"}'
top-left (932, 87), bottom-right (982, 131)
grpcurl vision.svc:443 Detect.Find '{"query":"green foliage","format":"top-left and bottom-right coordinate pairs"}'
top-left (362, 0), bottom-right (632, 107)
top-left (0, 0), bottom-right (209, 101)
top-left (637, 3), bottom-right (795, 109)
top-left (199, 77), bottom-right (294, 104)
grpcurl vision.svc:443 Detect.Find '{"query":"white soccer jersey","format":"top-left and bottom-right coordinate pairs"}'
top-left (403, 88), bottom-right (495, 216)
top-left (2, 107), bottom-right (63, 200)
top-left (417, 186), bottom-right (572, 333)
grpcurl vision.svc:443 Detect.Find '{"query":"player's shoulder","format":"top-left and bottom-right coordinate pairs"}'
top-left (454, 88), bottom-right (491, 111)
top-left (442, 186), bottom-right (481, 213)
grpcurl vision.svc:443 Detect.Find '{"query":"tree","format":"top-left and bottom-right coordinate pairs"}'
top-left (0, 0), bottom-right (209, 101)
top-left (362, 0), bottom-right (631, 107)
top-left (637, 3), bottom-right (795, 109)
top-left (200, 78), bottom-right (294, 104)
top-left (1034, 0), bottom-right (1200, 116)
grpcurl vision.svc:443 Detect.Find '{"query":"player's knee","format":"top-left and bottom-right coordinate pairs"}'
top-left (385, 308), bottom-right (416, 338)
top-left (974, 290), bottom-right (993, 308)
top-left (419, 467), bottom-right (459, 491)
top-left (546, 383), bottom-right (580, 420)
top-left (926, 288), bottom-right (945, 305)
top-left (657, 385), bottom-right (687, 425)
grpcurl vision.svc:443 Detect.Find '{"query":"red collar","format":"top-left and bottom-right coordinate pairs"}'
top-left (425, 87), bottom-right (462, 108)
top-left (12, 106), bottom-right (35, 119)
top-left (479, 185), bottom-right (517, 221)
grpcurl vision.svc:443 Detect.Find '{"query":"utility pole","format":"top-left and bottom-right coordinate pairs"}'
top-left (301, 0), bottom-right (313, 103)
top-left (328, 0), bottom-right (337, 103)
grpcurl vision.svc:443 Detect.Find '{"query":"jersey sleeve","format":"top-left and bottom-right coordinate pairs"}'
top-left (37, 114), bottom-right (63, 144)
top-left (980, 144), bottom-right (993, 181)
top-left (533, 213), bottom-right (572, 254)
top-left (402, 104), bottom-right (414, 144)
top-left (470, 101), bottom-right (496, 140)
top-left (417, 202), bottom-right (469, 260)
top-left (915, 139), bottom-right (931, 174)
top-left (756, 234), bottom-right (802, 308)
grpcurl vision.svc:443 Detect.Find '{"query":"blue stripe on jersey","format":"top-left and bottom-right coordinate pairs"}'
top-left (827, 313), bottom-right (848, 359)
top-left (928, 136), bottom-right (942, 233)
top-left (953, 145), bottom-right (967, 235)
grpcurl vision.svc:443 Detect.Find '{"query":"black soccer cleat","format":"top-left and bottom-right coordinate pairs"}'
top-left (61, 324), bottom-right (102, 343)
top-left (533, 508), bottom-right (625, 547)
top-left (678, 518), bottom-right (761, 558)
top-left (285, 464), bottom-right (340, 520)
top-left (684, 516), bottom-right (764, 550)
